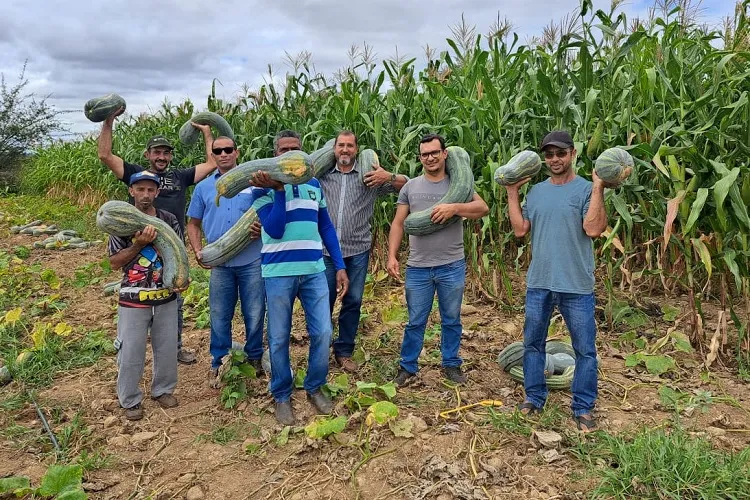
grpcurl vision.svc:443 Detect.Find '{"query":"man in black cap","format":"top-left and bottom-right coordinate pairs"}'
top-left (98, 108), bottom-right (217, 364)
top-left (502, 130), bottom-right (630, 433)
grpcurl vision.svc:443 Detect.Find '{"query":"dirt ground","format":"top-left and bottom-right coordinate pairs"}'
top-left (1, 233), bottom-right (749, 500)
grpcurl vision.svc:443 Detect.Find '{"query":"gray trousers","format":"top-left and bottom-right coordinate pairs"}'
top-left (177, 294), bottom-right (184, 350)
top-left (116, 300), bottom-right (178, 409)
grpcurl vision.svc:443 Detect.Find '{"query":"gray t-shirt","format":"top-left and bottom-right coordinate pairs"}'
top-left (397, 176), bottom-right (470, 268)
top-left (522, 176), bottom-right (594, 294)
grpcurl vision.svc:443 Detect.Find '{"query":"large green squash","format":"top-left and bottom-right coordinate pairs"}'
top-left (84, 93), bottom-right (126, 123)
top-left (310, 138), bottom-right (336, 178)
top-left (96, 201), bottom-right (190, 291)
top-left (357, 149), bottom-right (379, 184)
top-left (493, 151), bottom-right (542, 186)
top-left (594, 147), bottom-right (633, 185)
top-left (215, 151), bottom-right (313, 204)
top-left (179, 112), bottom-right (235, 145)
top-left (403, 146), bottom-right (474, 236)
top-left (200, 209), bottom-right (259, 267)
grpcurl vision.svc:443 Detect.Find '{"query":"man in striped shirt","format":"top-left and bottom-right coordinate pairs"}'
top-left (318, 131), bottom-right (408, 373)
top-left (250, 168), bottom-right (349, 425)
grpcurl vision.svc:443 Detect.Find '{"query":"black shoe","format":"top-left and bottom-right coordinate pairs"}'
top-left (307, 390), bottom-right (333, 415)
top-left (394, 368), bottom-right (416, 387)
top-left (442, 366), bottom-right (467, 384)
top-left (248, 358), bottom-right (263, 376)
top-left (124, 403), bottom-right (143, 421)
top-left (275, 401), bottom-right (295, 425)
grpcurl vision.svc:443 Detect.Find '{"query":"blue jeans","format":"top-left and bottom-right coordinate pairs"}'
top-left (522, 288), bottom-right (598, 416)
top-left (324, 251), bottom-right (370, 358)
top-left (208, 261), bottom-right (265, 368)
top-left (265, 271), bottom-right (332, 402)
top-left (400, 258), bottom-right (465, 374)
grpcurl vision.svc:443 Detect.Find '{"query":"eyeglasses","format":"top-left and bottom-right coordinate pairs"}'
top-left (212, 146), bottom-right (236, 155)
top-left (543, 150), bottom-right (569, 159)
top-left (418, 149), bottom-right (443, 160)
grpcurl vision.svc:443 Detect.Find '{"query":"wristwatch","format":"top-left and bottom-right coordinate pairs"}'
top-left (390, 173), bottom-right (397, 183)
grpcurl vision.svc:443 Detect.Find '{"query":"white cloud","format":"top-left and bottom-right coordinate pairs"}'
top-left (0, 0), bottom-right (729, 137)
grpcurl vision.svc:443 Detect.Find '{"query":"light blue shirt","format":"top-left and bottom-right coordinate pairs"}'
top-left (522, 176), bottom-right (594, 294)
top-left (187, 172), bottom-right (261, 267)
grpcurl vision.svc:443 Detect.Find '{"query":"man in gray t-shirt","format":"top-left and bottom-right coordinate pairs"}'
top-left (387, 134), bottom-right (489, 386)
top-left (504, 130), bottom-right (630, 433)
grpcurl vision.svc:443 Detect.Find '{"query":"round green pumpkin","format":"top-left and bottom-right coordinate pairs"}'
top-left (594, 147), bottom-right (634, 185)
top-left (84, 93), bottom-right (126, 123)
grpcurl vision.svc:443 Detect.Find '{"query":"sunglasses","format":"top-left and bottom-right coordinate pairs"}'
top-left (212, 146), bottom-right (236, 155)
top-left (418, 149), bottom-right (443, 160)
top-left (543, 150), bottom-right (569, 159)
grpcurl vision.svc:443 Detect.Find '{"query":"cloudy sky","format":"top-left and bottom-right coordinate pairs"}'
top-left (1, 0), bottom-right (731, 137)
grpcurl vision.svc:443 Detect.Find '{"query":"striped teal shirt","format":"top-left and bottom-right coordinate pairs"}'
top-left (251, 180), bottom-right (340, 278)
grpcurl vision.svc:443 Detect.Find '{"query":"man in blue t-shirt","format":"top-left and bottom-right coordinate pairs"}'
top-left (503, 130), bottom-right (630, 433)
top-left (186, 136), bottom-right (265, 383)
top-left (98, 107), bottom-right (217, 365)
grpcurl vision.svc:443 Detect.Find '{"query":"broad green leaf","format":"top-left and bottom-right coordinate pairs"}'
top-left (642, 354), bottom-right (675, 375)
top-left (237, 363), bottom-right (257, 379)
top-left (38, 464), bottom-right (83, 497)
top-left (610, 192), bottom-right (632, 232)
top-left (657, 385), bottom-right (682, 410)
top-left (56, 491), bottom-right (87, 500)
top-left (661, 305), bottom-right (680, 322)
top-left (366, 401), bottom-right (399, 426)
top-left (276, 426), bottom-right (290, 446)
top-left (294, 368), bottom-right (306, 389)
top-left (377, 382), bottom-right (397, 400)
top-left (304, 416), bottom-right (347, 439)
top-left (0, 476), bottom-right (30, 493)
top-left (624, 353), bottom-right (642, 367)
top-left (723, 250), bottom-right (742, 293)
top-left (711, 168), bottom-right (740, 230)
top-left (670, 331), bottom-right (693, 353)
top-left (388, 418), bottom-right (414, 438)
top-left (40, 269), bottom-right (61, 290)
top-left (355, 381), bottom-right (378, 392)
top-left (31, 322), bottom-right (49, 350)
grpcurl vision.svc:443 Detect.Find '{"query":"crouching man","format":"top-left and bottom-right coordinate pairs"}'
top-left (108, 170), bottom-right (186, 420)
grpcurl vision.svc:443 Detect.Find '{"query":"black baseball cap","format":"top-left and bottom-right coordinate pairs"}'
top-left (146, 135), bottom-right (174, 150)
top-left (540, 131), bottom-right (574, 150)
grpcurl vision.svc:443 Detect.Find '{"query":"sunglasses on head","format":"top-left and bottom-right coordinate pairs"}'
top-left (543, 149), bottom-right (569, 159)
top-left (212, 146), bottom-right (236, 155)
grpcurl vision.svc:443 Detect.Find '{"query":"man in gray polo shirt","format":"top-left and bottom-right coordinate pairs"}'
top-left (318, 130), bottom-right (408, 373)
top-left (387, 134), bottom-right (489, 385)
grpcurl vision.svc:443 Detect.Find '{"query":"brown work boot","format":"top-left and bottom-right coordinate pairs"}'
top-left (177, 348), bottom-right (196, 364)
top-left (335, 356), bottom-right (358, 373)
top-left (124, 403), bottom-right (143, 421)
top-left (152, 393), bottom-right (178, 408)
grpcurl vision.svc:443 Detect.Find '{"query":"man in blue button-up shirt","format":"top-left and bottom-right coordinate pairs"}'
top-left (187, 135), bottom-right (265, 381)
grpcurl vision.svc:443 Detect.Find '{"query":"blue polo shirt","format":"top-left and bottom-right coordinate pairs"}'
top-left (187, 171), bottom-right (261, 267)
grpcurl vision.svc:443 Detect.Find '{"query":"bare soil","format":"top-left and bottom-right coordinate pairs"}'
top-left (1, 232), bottom-right (748, 500)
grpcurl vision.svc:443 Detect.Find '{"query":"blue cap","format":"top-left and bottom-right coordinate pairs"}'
top-left (129, 170), bottom-right (161, 187)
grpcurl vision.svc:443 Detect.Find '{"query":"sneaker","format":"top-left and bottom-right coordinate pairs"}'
top-left (307, 390), bottom-right (333, 415)
top-left (394, 368), bottom-right (416, 387)
top-left (274, 401), bottom-right (295, 426)
top-left (152, 393), bottom-right (178, 408)
top-left (334, 356), bottom-right (358, 373)
top-left (442, 366), bottom-right (467, 384)
top-left (124, 403), bottom-right (143, 421)
top-left (177, 348), bottom-right (196, 364)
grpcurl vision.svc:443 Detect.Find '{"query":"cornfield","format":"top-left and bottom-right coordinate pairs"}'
top-left (22, 0), bottom-right (750, 371)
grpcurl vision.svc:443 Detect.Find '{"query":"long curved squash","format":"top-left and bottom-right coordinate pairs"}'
top-left (215, 151), bottom-right (313, 204)
top-left (179, 112), bottom-right (235, 145)
top-left (200, 209), bottom-right (259, 267)
top-left (404, 146), bottom-right (474, 236)
top-left (358, 149), bottom-right (379, 184)
top-left (96, 201), bottom-right (190, 290)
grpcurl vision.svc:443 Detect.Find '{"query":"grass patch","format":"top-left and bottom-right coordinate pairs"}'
top-left (486, 404), bottom-right (567, 437)
top-left (196, 422), bottom-right (257, 445)
top-left (0, 194), bottom-right (102, 239)
top-left (571, 428), bottom-right (750, 499)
